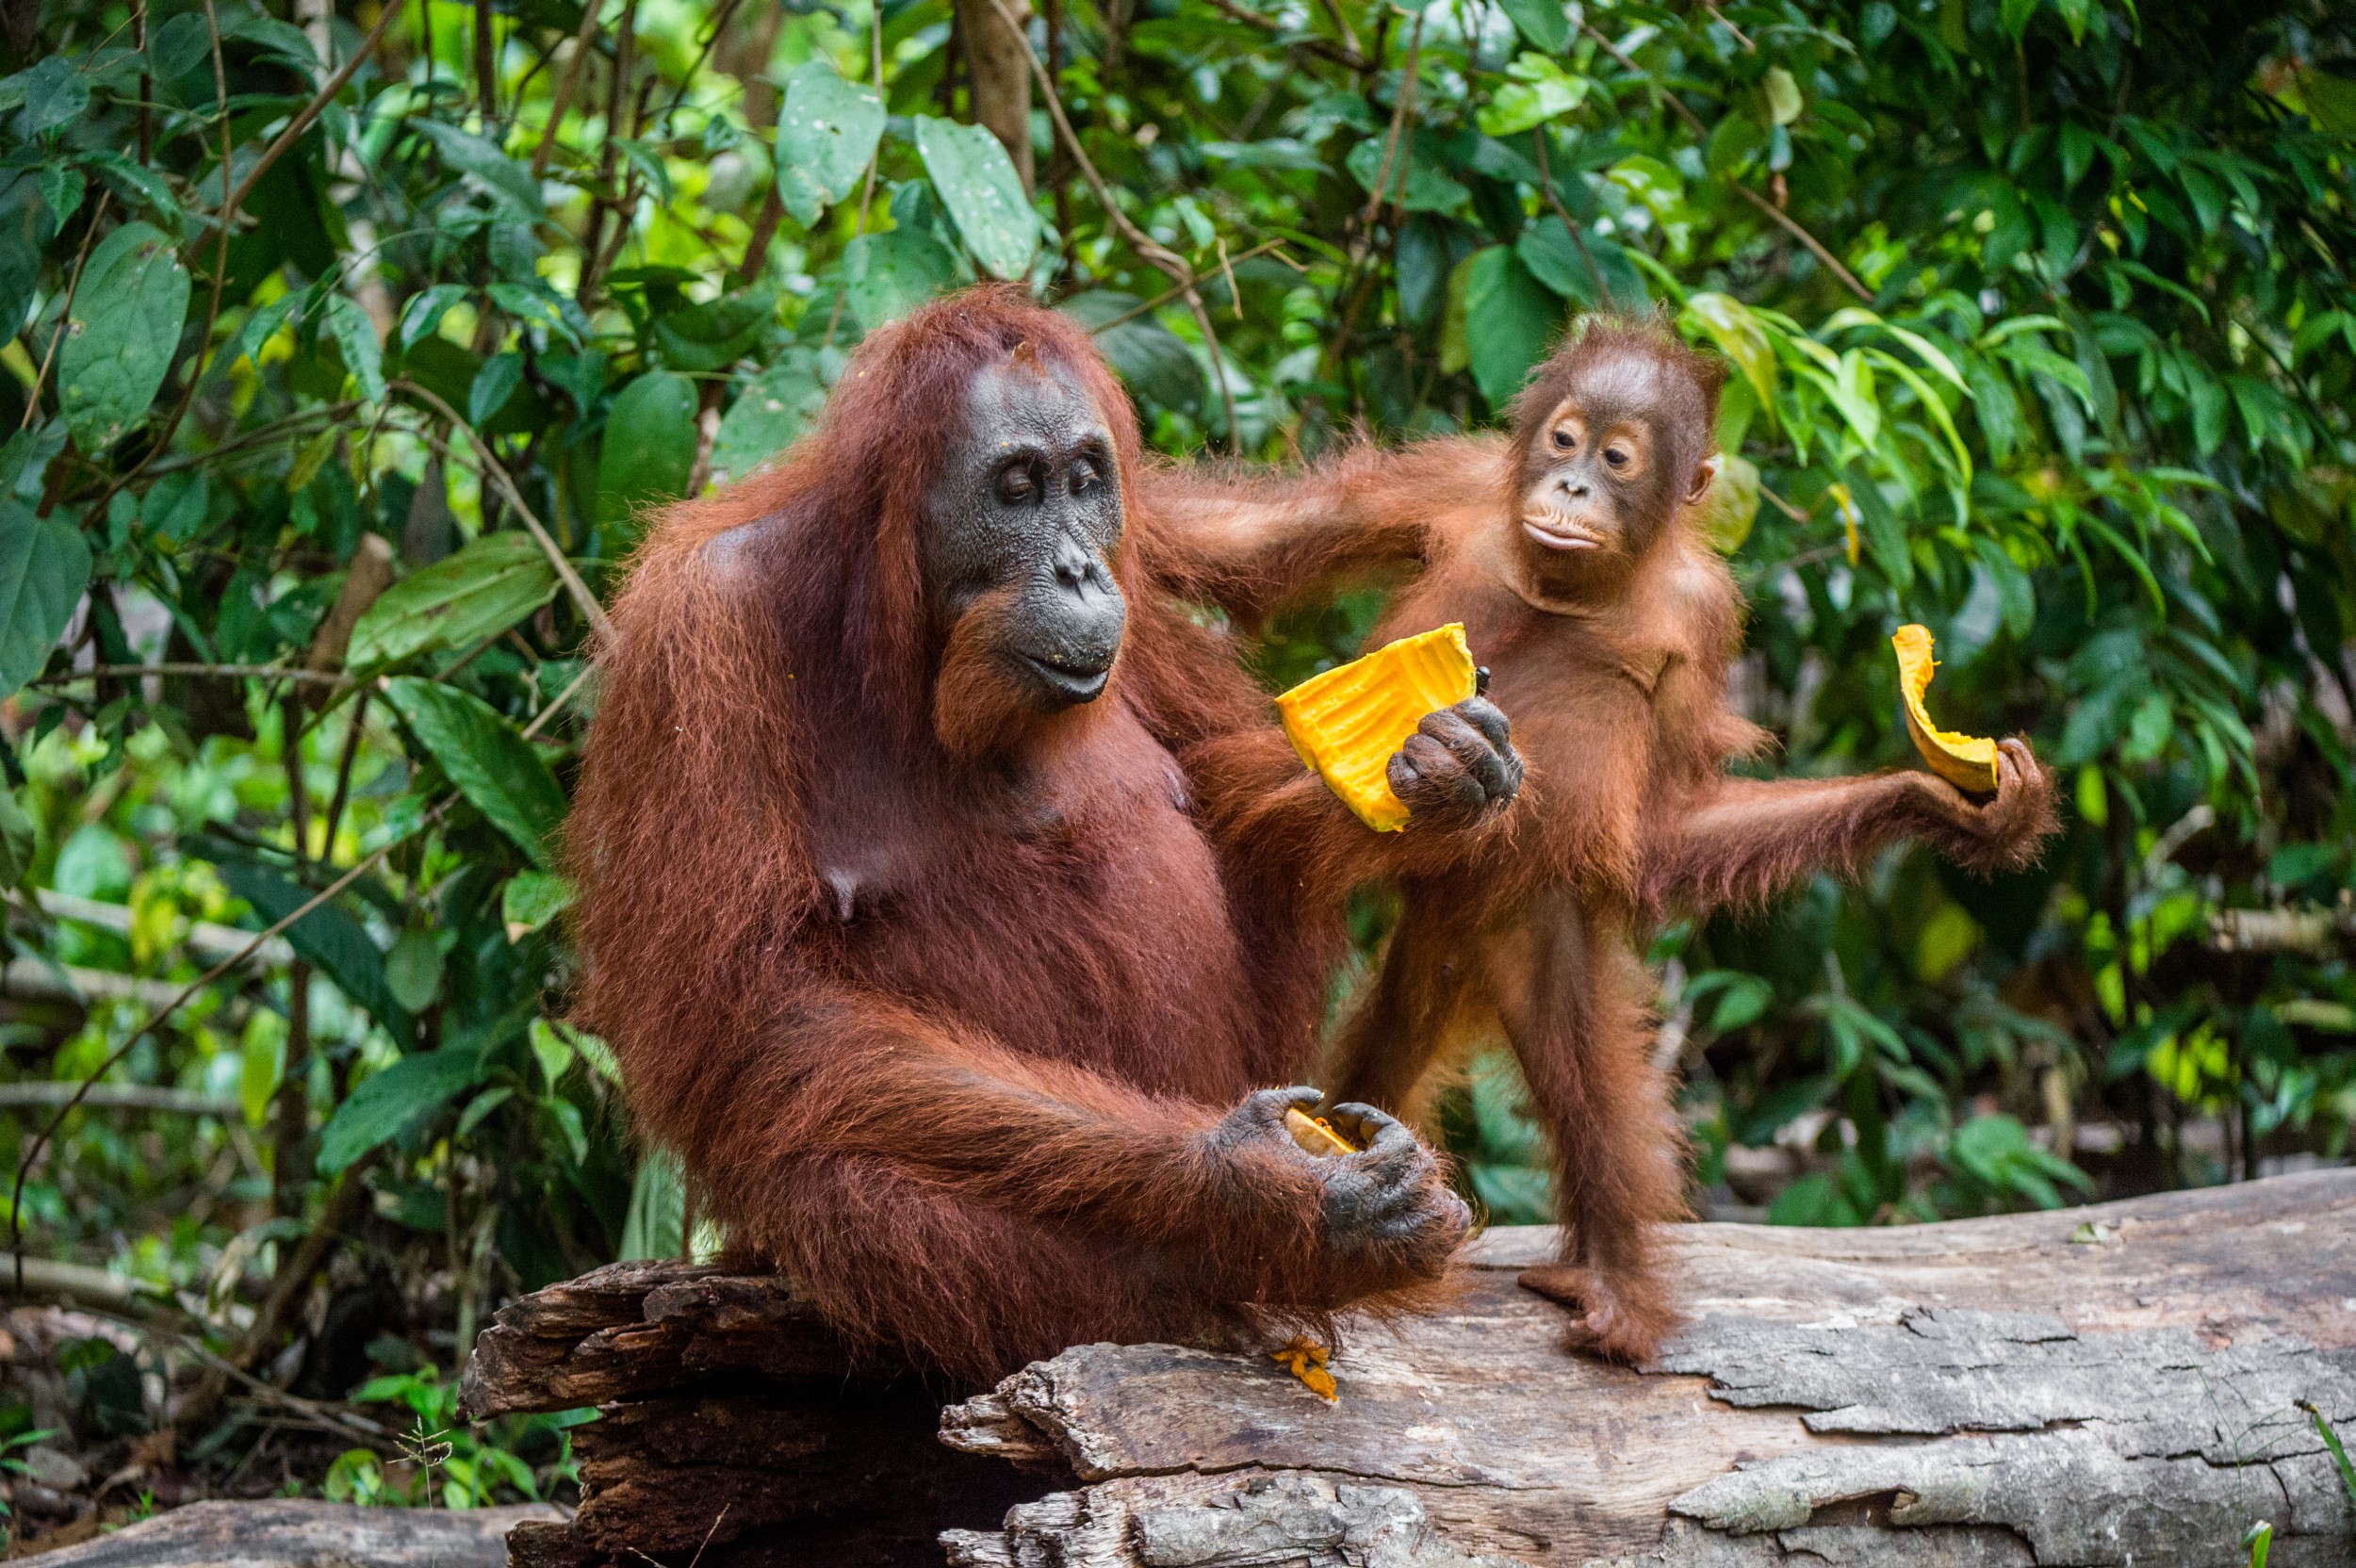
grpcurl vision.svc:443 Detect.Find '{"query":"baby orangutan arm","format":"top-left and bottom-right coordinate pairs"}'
top-left (1644, 739), bottom-right (2059, 918)
top-left (659, 978), bottom-right (1465, 1380)
top-left (1137, 438), bottom-right (1508, 625)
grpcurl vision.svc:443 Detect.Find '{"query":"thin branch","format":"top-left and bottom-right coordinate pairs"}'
top-left (393, 382), bottom-right (614, 642)
top-left (981, 0), bottom-right (1240, 449)
top-left (18, 195), bottom-right (111, 433)
top-left (1193, 0), bottom-right (1368, 71)
top-left (532, 0), bottom-right (607, 178)
top-left (0, 1084), bottom-right (242, 1117)
top-left (31, 662), bottom-right (346, 688)
top-left (223, 0), bottom-right (402, 224)
top-left (1082, 238), bottom-right (1295, 334)
top-left (10, 805), bottom-right (444, 1291)
top-left (1532, 130), bottom-right (1612, 304)
top-left (523, 660), bottom-right (597, 740)
top-left (1579, 20), bottom-right (1872, 302)
top-left (1729, 183), bottom-right (1873, 303)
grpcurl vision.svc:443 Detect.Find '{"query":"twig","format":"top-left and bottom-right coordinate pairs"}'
top-left (393, 382), bottom-right (614, 642)
top-left (1579, 20), bottom-right (1871, 302)
top-left (983, 0), bottom-right (1240, 449)
top-left (1729, 183), bottom-right (1873, 302)
top-left (17, 195), bottom-right (111, 433)
top-left (9, 810), bottom-right (439, 1291)
top-left (0, 1084), bottom-right (241, 1117)
top-left (1193, 0), bottom-right (1368, 71)
top-left (1532, 129), bottom-right (1612, 304)
top-left (31, 662), bottom-right (346, 689)
top-left (532, 0), bottom-right (607, 178)
top-left (222, 1), bottom-right (401, 224)
top-left (523, 660), bottom-right (597, 740)
top-left (1082, 239), bottom-right (1295, 334)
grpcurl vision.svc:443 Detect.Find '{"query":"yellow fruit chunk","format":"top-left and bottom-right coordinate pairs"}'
top-left (1270, 1336), bottom-right (1338, 1402)
top-left (1892, 625), bottom-right (1999, 794)
top-left (1276, 624), bottom-right (1479, 831)
top-left (1284, 1107), bottom-right (1358, 1157)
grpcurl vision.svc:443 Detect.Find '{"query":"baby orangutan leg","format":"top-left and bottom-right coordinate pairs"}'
top-left (1489, 899), bottom-right (1689, 1364)
top-left (1324, 899), bottom-right (1481, 1122)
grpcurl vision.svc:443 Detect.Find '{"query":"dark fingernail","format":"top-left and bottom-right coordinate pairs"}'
top-left (1476, 665), bottom-right (1491, 695)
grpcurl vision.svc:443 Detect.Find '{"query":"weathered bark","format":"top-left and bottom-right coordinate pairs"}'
top-left (954, 0), bottom-right (1034, 191)
top-left (21, 1500), bottom-right (558, 1566)
top-left (466, 1172), bottom-right (2356, 1567)
top-left (463, 1262), bottom-right (1052, 1566)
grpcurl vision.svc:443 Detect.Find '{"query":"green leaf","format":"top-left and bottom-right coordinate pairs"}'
top-left (1344, 138), bottom-right (1468, 213)
top-left (0, 787), bottom-right (33, 887)
top-left (57, 221), bottom-right (190, 454)
top-left (20, 57), bottom-right (90, 137)
top-left (384, 677), bottom-right (569, 866)
top-left (0, 500), bottom-right (91, 699)
top-left (652, 285), bottom-right (777, 373)
top-left (914, 116), bottom-right (1039, 282)
top-left (409, 120), bottom-right (543, 217)
top-left (384, 928), bottom-right (444, 1012)
top-left (1460, 247), bottom-right (1560, 410)
top-left (319, 1048), bottom-right (483, 1174)
top-left (1495, 0), bottom-right (1571, 52)
top-left (1058, 293), bottom-right (1204, 415)
top-left (469, 351), bottom-right (524, 426)
top-left (1696, 451), bottom-right (1760, 555)
top-left (597, 369), bottom-right (699, 525)
top-left (621, 1146), bottom-right (685, 1260)
top-left (347, 531), bottom-right (559, 667)
top-left (710, 357), bottom-right (826, 486)
top-left (501, 869), bottom-right (575, 940)
top-left (1763, 66), bottom-right (1804, 126)
top-left (1477, 54), bottom-right (1587, 138)
top-left (219, 863), bottom-right (413, 1044)
top-left (324, 294), bottom-right (385, 403)
top-left (843, 227), bottom-right (956, 332)
top-left (1682, 292), bottom-right (1778, 412)
top-left (773, 61), bottom-right (886, 226)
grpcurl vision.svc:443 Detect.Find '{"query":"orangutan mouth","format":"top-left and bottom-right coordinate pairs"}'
top-left (1521, 512), bottom-right (1602, 550)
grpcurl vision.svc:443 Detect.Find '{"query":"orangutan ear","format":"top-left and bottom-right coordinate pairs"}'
top-left (1686, 453), bottom-right (1722, 507)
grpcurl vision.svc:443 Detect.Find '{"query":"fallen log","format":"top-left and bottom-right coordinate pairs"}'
top-left (22, 1500), bottom-right (560, 1566)
top-left (463, 1170), bottom-right (2356, 1567)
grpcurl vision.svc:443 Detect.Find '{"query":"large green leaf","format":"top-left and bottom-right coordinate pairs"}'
top-left (1461, 247), bottom-right (1561, 410)
top-left (913, 115), bottom-right (1038, 282)
top-left (318, 1047), bottom-right (483, 1174)
top-left (710, 355), bottom-right (826, 486)
top-left (409, 120), bottom-right (543, 217)
top-left (57, 221), bottom-right (190, 454)
top-left (384, 677), bottom-right (568, 867)
top-left (653, 284), bottom-right (777, 373)
top-left (773, 61), bottom-right (885, 226)
top-left (219, 862), bottom-right (414, 1046)
top-left (348, 531), bottom-right (559, 668)
top-left (0, 499), bottom-right (91, 699)
top-left (597, 370), bottom-right (698, 526)
top-left (1496, 0), bottom-right (1571, 51)
top-left (1057, 293), bottom-right (1204, 416)
top-left (843, 228), bottom-right (956, 332)
top-left (1344, 139), bottom-right (1469, 214)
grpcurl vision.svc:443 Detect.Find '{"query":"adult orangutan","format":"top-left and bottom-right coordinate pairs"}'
top-left (1142, 317), bottom-right (2059, 1362)
top-left (565, 286), bottom-right (1523, 1383)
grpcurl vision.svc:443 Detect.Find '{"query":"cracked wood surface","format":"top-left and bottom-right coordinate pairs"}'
top-left (937, 1170), bottom-right (2356, 1567)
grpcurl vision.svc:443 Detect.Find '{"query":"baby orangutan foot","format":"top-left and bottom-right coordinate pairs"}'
top-left (1516, 1263), bottom-right (1679, 1364)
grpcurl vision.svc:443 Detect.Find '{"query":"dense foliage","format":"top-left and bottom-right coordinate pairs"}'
top-left (0, 0), bottom-right (2348, 1513)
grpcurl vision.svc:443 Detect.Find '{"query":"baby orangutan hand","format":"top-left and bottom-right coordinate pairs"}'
top-left (1926, 738), bottom-right (2060, 875)
top-left (1390, 696), bottom-right (1523, 831)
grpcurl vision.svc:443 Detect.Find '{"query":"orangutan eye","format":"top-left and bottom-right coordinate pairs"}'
top-left (1070, 457), bottom-right (1099, 494)
top-left (1604, 445), bottom-right (1631, 469)
top-left (1551, 427), bottom-right (1576, 449)
top-left (997, 464), bottom-right (1037, 503)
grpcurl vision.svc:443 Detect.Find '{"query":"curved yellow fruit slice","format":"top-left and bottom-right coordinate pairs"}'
top-left (1276, 624), bottom-right (1478, 832)
top-left (1284, 1107), bottom-right (1358, 1157)
top-left (1892, 624), bottom-right (1999, 794)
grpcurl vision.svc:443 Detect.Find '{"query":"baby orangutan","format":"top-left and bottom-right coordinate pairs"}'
top-left (1145, 318), bottom-right (2059, 1362)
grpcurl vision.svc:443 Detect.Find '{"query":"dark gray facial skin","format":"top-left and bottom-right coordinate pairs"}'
top-left (920, 356), bottom-right (1127, 708)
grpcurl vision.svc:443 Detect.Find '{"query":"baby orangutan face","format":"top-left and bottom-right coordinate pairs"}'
top-left (1511, 341), bottom-right (1721, 599)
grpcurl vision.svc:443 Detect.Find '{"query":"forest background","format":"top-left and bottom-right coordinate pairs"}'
top-left (0, 0), bottom-right (2347, 1521)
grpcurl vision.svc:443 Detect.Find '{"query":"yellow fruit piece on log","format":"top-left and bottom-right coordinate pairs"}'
top-left (1284, 1107), bottom-right (1358, 1157)
top-left (1892, 624), bottom-right (1999, 794)
top-left (1276, 624), bottom-right (1479, 832)
top-left (1270, 1335), bottom-right (1338, 1402)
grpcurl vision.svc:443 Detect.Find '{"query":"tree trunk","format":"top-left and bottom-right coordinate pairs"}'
top-left (21, 1500), bottom-right (557, 1567)
top-left (464, 1170), bottom-right (2356, 1567)
top-left (954, 0), bottom-right (1034, 191)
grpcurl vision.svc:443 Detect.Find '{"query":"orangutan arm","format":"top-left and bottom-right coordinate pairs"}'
top-left (1136, 437), bottom-right (1509, 625)
top-left (642, 978), bottom-right (1464, 1379)
top-left (1643, 740), bottom-right (2060, 917)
